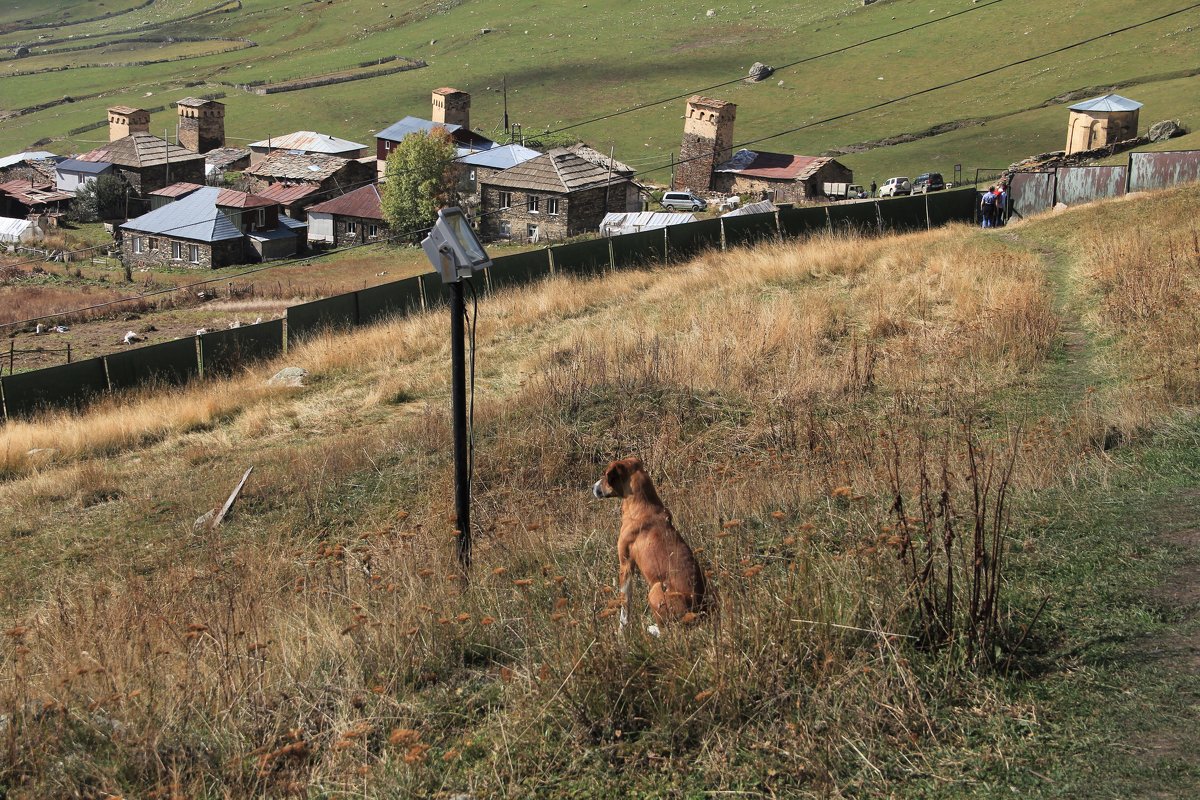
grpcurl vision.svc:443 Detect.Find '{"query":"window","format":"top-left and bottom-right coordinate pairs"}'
top-left (255, 208), bottom-right (266, 228)
top-left (498, 220), bottom-right (511, 238)
top-left (368, 224), bottom-right (378, 237)
top-left (148, 237), bottom-right (158, 251)
top-left (546, 197), bottom-right (559, 216)
top-left (498, 191), bottom-right (512, 209)
top-left (131, 237), bottom-right (143, 254)
top-left (527, 224), bottom-right (540, 242)
top-left (527, 195), bottom-right (540, 213)
top-left (171, 241), bottom-right (182, 260)
top-left (188, 245), bottom-right (200, 264)
top-left (347, 220), bottom-right (357, 234)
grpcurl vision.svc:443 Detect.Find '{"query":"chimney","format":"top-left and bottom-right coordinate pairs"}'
top-left (108, 106), bottom-right (150, 142)
top-left (432, 87), bottom-right (470, 129)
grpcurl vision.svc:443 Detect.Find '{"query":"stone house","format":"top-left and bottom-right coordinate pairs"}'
top-left (375, 87), bottom-right (496, 178)
top-left (120, 186), bottom-right (306, 269)
top-left (479, 148), bottom-right (640, 243)
top-left (305, 184), bottom-right (388, 246)
top-left (242, 151), bottom-right (375, 220)
top-left (0, 179), bottom-right (73, 218)
top-left (712, 149), bottom-right (853, 203)
top-left (1065, 94), bottom-right (1142, 155)
top-left (453, 143), bottom-right (542, 214)
top-left (0, 151), bottom-right (61, 184)
top-left (75, 133), bottom-right (206, 203)
top-left (247, 131), bottom-right (368, 165)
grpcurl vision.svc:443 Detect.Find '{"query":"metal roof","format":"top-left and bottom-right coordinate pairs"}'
top-left (0, 151), bottom-right (60, 170)
top-left (120, 186), bottom-right (243, 242)
top-left (255, 182), bottom-right (324, 204)
top-left (77, 133), bottom-right (205, 168)
top-left (245, 151), bottom-right (350, 182)
top-left (305, 183), bottom-right (383, 219)
top-left (483, 148), bottom-right (628, 193)
top-left (376, 116), bottom-right (462, 142)
top-left (0, 216), bottom-right (33, 242)
top-left (216, 188), bottom-right (275, 208)
top-left (0, 179), bottom-right (73, 206)
top-left (248, 130), bottom-right (366, 154)
top-left (57, 158), bottom-right (113, 175)
top-left (458, 143), bottom-right (542, 170)
top-left (600, 211), bottom-right (696, 236)
top-left (149, 181), bottom-right (205, 198)
top-left (714, 149), bottom-right (836, 181)
top-left (722, 200), bottom-right (778, 217)
top-left (1068, 94), bottom-right (1143, 113)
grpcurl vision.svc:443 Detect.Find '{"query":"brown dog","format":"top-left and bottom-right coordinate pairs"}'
top-left (592, 457), bottom-right (707, 630)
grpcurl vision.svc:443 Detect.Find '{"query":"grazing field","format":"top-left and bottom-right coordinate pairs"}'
top-left (1, 0), bottom-right (1198, 184)
top-left (1, 187), bottom-right (1197, 796)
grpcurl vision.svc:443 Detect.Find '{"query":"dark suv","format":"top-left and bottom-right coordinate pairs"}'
top-left (911, 172), bottom-right (946, 194)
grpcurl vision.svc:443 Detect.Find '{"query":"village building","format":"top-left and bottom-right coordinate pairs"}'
top-left (478, 147), bottom-right (640, 243)
top-left (0, 151), bottom-right (62, 184)
top-left (305, 184), bottom-right (388, 246)
top-left (147, 182), bottom-right (205, 210)
top-left (242, 151), bottom-right (375, 220)
top-left (247, 131), bottom-right (368, 165)
top-left (0, 179), bottom-right (73, 219)
top-left (1065, 94), bottom-right (1142, 155)
top-left (712, 149), bottom-right (853, 203)
top-left (175, 97), bottom-right (226, 154)
top-left (55, 158), bottom-right (114, 193)
top-left (75, 107), bottom-right (207, 199)
top-left (375, 87), bottom-right (496, 178)
top-left (120, 185), bottom-right (306, 269)
top-left (674, 96), bottom-right (737, 192)
top-left (204, 147), bottom-right (252, 181)
top-left (454, 143), bottom-right (542, 212)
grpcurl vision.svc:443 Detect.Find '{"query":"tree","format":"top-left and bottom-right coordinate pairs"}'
top-left (68, 174), bottom-right (129, 223)
top-left (380, 128), bottom-right (460, 240)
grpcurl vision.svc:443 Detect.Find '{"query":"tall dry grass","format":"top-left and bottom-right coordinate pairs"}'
top-left (0, 216), bottom-right (1132, 797)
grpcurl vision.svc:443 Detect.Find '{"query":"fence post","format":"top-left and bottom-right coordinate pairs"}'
top-left (67, 343), bottom-right (72, 364)
top-left (8, 341), bottom-right (13, 376)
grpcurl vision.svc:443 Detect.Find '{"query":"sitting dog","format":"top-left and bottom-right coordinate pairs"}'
top-left (592, 457), bottom-right (708, 630)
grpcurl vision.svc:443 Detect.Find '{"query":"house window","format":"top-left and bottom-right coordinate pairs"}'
top-left (347, 220), bottom-right (357, 234)
top-left (498, 220), bottom-right (511, 238)
top-left (256, 208), bottom-right (266, 227)
top-left (171, 241), bottom-right (182, 260)
top-left (527, 224), bottom-right (540, 242)
top-left (498, 191), bottom-right (512, 209)
top-left (527, 195), bottom-right (540, 213)
top-left (368, 224), bottom-right (378, 237)
top-left (148, 237), bottom-right (158, 251)
top-left (546, 197), bottom-right (559, 216)
top-left (188, 245), bottom-right (200, 264)
top-left (132, 237), bottom-right (143, 254)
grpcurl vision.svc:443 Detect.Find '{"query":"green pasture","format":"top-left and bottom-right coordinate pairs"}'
top-left (1, 0), bottom-right (1198, 186)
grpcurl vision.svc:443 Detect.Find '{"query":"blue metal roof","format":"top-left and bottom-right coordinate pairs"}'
top-left (121, 186), bottom-right (242, 242)
top-left (459, 143), bottom-right (541, 170)
top-left (376, 116), bottom-right (462, 142)
top-left (1069, 94), bottom-right (1143, 113)
top-left (57, 158), bottom-right (113, 174)
top-left (0, 151), bottom-right (60, 169)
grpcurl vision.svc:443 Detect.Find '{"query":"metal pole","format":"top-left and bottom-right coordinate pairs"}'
top-left (450, 279), bottom-right (471, 571)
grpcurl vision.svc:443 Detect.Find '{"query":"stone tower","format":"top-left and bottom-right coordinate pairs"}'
top-left (432, 87), bottom-right (470, 129)
top-left (176, 97), bottom-right (226, 154)
top-left (108, 106), bottom-right (150, 141)
top-left (674, 96), bottom-right (737, 192)
top-left (1064, 94), bottom-right (1142, 155)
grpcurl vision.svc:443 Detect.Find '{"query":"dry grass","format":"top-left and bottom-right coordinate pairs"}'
top-left (0, 197), bottom-right (1191, 796)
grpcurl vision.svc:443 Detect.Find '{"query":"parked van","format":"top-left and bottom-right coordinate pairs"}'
top-left (661, 191), bottom-right (708, 211)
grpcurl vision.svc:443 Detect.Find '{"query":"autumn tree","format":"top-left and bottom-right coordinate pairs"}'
top-left (380, 128), bottom-right (460, 240)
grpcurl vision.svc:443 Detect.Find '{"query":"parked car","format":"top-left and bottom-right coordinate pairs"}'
top-left (847, 184), bottom-right (868, 199)
top-left (661, 190), bottom-right (708, 211)
top-left (878, 177), bottom-right (911, 197)
top-left (911, 172), bottom-right (946, 194)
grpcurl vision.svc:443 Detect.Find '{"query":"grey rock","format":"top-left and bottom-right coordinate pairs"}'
top-left (748, 62), bottom-right (774, 81)
top-left (1148, 119), bottom-right (1185, 142)
top-left (268, 367), bottom-right (308, 387)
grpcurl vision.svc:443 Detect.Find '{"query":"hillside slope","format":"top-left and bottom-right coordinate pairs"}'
top-left (1, 186), bottom-right (1198, 796)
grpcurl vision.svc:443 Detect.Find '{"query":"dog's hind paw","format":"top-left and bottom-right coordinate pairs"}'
top-left (646, 624), bottom-right (661, 638)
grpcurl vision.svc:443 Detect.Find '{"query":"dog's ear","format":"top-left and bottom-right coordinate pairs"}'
top-left (605, 461), bottom-right (626, 486)
top-left (622, 456), bottom-right (643, 473)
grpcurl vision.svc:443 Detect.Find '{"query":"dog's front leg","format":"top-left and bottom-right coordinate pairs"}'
top-left (618, 542), bottom-right (633, 630)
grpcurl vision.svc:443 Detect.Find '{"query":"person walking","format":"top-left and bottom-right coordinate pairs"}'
top-left (981, 186), bottom-right (997, 228)
top-left (870, 179), bottom-right (877, 198)
top-left (997, 184), bottom-right (1009, 226)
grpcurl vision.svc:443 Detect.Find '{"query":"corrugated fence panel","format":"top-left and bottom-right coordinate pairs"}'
top-left (666, 217), bottom-right (722, 261)
top-left (878, 194), bottom-right (928, 232)
top-left (357, 276), bottom-right (424, 324)
top-left (1010, 171), bottom-right (1056, 218)
top-left (419, 272), bottom-right (455, 309)
top-left (1129, 151), bottom-right (1200, 192)
top-left (722, 212), bottom-right (779, 249)
top-left (551, 238), bottom-right (613, 277)
top-left (826, 201), bottom-right (878, 234)
top-left (105, 337), bottom-right (199, 390)
top-left (926, 187), bottom-right (979, 226)
top-left (778, 205), bottom-right (830, 239)
top-left (200, 319), bottom-right (284, 377)
top-left (1, 357), bottom-right (109, 419)
top-left (1056, 166), bottom-right (1127, 206)
top-left (610, 227), bottom-right (666, 269)
top-left (286, 292), bottom-right (359, 345)
top-left (486, 248), bottom-right (552, 292)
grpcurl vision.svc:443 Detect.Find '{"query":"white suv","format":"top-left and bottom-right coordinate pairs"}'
top-left (878, 177), bottom-right (911, 197)
top-left (661, 191), bottom-right (708, 211)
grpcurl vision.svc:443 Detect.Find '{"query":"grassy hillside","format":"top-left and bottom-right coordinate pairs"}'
top-left (1, 187), bottom-right (1198, 796)
top-left (1, 0), bottom-right (1198, 184)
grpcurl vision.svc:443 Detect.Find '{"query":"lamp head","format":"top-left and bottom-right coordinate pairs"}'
top-left (421, 207), bottom-right (492, 284)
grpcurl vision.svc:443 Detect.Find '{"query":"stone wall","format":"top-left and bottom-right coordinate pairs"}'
top-left (478, 182), bottom-right (632, 243)
top-left (333, 215), bottom-right (388, 246)
top-left (121, 235), bottom-right (245, 269)
top-left (714, 161), bottom-right (854, 203)
top-left (117, 161), bottom-right (206, 198)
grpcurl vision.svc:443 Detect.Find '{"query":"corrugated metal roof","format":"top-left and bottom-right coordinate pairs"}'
top-left (0, 151), bottom-right (60, 170)
top-left (56, 158), bottom-right (113, 175)
top-left (216, 189), bottom-right (275, 208)
top-left (120, 186), bottom-right (243, 242)
top-left (0, 216), bottom-right (33, 242)
top-left (483, 148), bottom-right (627, 193)
top-left (255, 182), bottom-right (323, 204)
top-left (0, 180), bottom-right (73, 206)
top-left (305, 183), bottom-right (383, 219)
top-left (149, 182), bottom-right (205, 198)
top-left (248, 130), bottom-right (366, 154)
top-left (722, 200), bottom-right (778, 217)
top-left (245, 151), bottom-right (350, 182)
top-left (458, 143), bottom-right (542, 170)
top-left (714, 149), bottom-right (834, 181)
top-left (376, 116), bottom-right (461, 142)
top-left (78, 134), bottom-right (205, 168)
top-left (1069, 94), bottom-right (1143, 113)
top-left (600, 211), bottom-right (695, 236)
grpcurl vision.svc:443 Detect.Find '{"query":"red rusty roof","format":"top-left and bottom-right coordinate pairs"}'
top-left (216, 188), bottom-right (275, 208)
top-left (0, 179), bottom-right (73, 206)
top-left (149, 182), bottom-right (205, 198)
top-left (714, 149), bottom-right (836, 181)
top-left (305, 183), bottom-right (383, 219)
top-left (254, 182), bottom-right (323, 204)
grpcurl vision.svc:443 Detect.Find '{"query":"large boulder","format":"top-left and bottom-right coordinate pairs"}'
top-left (748, 62), bottom-right (775, 81)
top-left (1148, 119), bottom-right (1185, 143)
